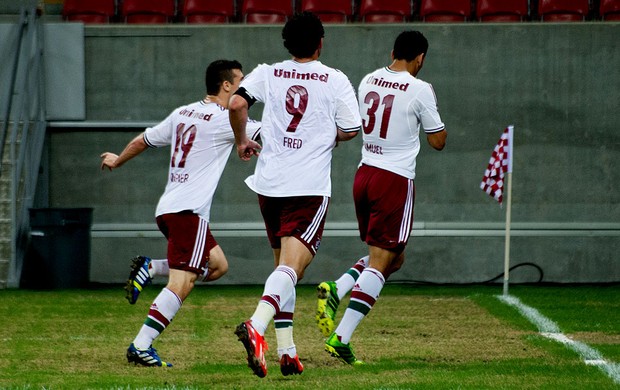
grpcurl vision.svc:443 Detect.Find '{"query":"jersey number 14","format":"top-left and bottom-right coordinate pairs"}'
top-left (171, 123), bottom-right (196, 168)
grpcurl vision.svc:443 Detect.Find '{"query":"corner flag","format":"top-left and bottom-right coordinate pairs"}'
top-left (481, 125), bottom-right (515, 295)
top-left (480, 126), bottom-right (514, 204)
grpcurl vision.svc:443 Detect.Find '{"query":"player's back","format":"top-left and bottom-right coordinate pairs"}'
top-left (358, 67), bottom-right (444, 179)
top-left (147, 100), bottom-right (238, 220)
top-left (242, 59), bottom-right (360, 197)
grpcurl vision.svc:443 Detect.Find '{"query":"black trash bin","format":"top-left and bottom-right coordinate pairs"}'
top-left (21, 208), bottom-right (93, 289)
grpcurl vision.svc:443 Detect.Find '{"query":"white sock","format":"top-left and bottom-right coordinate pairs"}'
top-left (250, 302), bottom-right (274, 336)
top-left (275, 288), bottom-right (296, 358)
top-left (335, 267), bottom-right (384, 344)
top-left (335, 256), bottom-right (369, 300)
top-left (149, 258), bottom-right (169, 278)
top-left (133, 288), bottom-right (182, 349)
top-left (251, 265), bottom-right (297, 336)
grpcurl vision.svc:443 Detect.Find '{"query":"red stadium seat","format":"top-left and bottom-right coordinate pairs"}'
top-left (121, 0), bottom-right (175, 24)
top-left (301, 0), bottom-right (354, 23)
top-left (419, 0), bottom-right (471, 22)
top-left (538, 0), bottom-right (589, 21)
top-left (359, 0), bottom-right (412, 23)
top-left (62, 0), bottom-right (115, 24)
top-left (600, 0), bottom-right (620, 20)
top-left (477, 0), bottom-right (528, 22)
top-left (242, 0), bottom-right (294, 23)
top-left (183, 0), bottom-right (235, 23)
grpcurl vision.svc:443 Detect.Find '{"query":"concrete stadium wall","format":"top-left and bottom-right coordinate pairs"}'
top-left (31, 22), bottom-right (620, 284)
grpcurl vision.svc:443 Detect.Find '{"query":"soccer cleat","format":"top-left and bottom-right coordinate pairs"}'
top-left (126, 343), bottom-right (172, 367)
top-left (235, 320), bottom-right (268, 378)
top-left (325, 333), bottom-right (364, 366)
top-left (125, 256), bottom-right (152, 304)
top-left (316, 281), bottom-right (340, 337)
top-left (279, 354), bottom-right (304, 376)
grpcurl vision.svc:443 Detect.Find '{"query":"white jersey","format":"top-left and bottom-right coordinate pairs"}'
top-left (240, 59), bottom-right (361, 197)
top-left (144, 100), bottom-right (261, 220)
top-left (358, 67), bottom-right (444, 179)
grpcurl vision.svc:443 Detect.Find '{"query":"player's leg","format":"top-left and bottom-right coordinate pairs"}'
top-left (128, 213), bottom-right (209, 367)
top-left (236, 195), bottom-right (326, 377)
top-left (316, 255), bottom-right (369, 337)
top-left (275, 286), bottom-right (304, 376)
top-left (127, 236), bottom-right (227, 303)
top-left (201, 240), bottom-right (229, 282)
top-left (236, 241), bottom-right (309, 378)
top-left (234, 195), bottom-right (284, 378)
top-left (334, 256), bottom-right (370, 298)
top-left (126, 253), bottom-right (222, 304)
top-left (150, 258), bottom-right (169, 276)
top-left (326, 165), bottom-right (414, 365)
top-left (250, 236), bottom-right (313, 325)
top-left (326, 248), bottom-right (400, 366)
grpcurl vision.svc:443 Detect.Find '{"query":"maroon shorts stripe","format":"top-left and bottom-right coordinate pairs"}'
top-left (399, 180), bottom-right (414, 242)
top-left (189, 218), bottom-right (208, 270)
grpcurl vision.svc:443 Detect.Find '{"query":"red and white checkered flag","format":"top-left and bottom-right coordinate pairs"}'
top-left (481, 126), bottom-right (513, 204)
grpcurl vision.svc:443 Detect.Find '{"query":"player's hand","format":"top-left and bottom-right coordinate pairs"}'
top-left (236, 139), bottom-right (261, 161)
top-left (100, 152), bottom-right (119, 171)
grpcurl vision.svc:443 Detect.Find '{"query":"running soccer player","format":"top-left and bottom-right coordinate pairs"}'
top-left (228, 11), bottom-right (362, 378)
top-left (317, 30), bottom-right (448, 365)
top-left (100, 59), bottom-right (261, 367)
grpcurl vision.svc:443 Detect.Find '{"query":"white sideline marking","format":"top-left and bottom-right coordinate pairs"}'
top-left (497, 294), bottom-right (620, 385)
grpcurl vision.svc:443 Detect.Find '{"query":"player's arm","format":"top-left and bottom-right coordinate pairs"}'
top-left (418, 83), bottom-right (446, 151)
top-left (335, 77), bottom-right (362, 143)
top-left (427, 129), bottom-right (447, 151)
top-left (229, 88), bottom-right (261, 161)
top-left (100, 132), bottom-right (148, 171)
top-left (336, 127), bottom-right (360, 142)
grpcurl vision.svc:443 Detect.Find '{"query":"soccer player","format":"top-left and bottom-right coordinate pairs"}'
top-left (228, 11), bottom-right (362, 378)
top-left (100, 59), bottom-right (261, 367)
top-left (317, 30), bottom-right (448, 365)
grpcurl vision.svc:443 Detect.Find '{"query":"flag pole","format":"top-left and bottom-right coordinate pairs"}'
top-left (502, 126), bottom-right (514, 296)
top-left (480, 125), bottom-right (514, 295)
top-left (502, 171), bottom-right (513, 296)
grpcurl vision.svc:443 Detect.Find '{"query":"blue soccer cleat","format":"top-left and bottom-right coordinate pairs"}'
top-left (125, 256), bottom-right (152, 304)
top-left (126, 343), bottom-right (172, 367)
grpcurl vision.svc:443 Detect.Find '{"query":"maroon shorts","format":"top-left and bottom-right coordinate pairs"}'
top-left (156, 211), bottom-right (218, 275)
top-left (353, 164), bottom-right (415, 253)
top-left (257, 194), bottom-right (330, 256)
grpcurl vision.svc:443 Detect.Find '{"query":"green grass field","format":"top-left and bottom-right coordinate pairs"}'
top-left (0, 284), bottom-right (618, 389)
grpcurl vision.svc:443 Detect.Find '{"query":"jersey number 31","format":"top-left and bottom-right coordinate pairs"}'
top-left (362, 92), bottom-right (394, 139)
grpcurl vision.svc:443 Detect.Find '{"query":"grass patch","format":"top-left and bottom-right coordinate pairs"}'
top-left (0, 284), bottom-right (618, 389)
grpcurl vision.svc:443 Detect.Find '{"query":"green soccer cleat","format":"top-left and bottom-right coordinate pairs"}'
top-left (316, 281), bottom-right (340, 337)
top-left (325, 333), bottom-right (364, 366)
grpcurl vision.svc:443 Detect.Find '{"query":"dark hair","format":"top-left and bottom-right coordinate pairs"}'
top-left (205, 59), bottom-right (242, 95)
top-left (393, 31), bottom-right (429, 62)
top-left (282, 11), bottom-right (324, 59)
